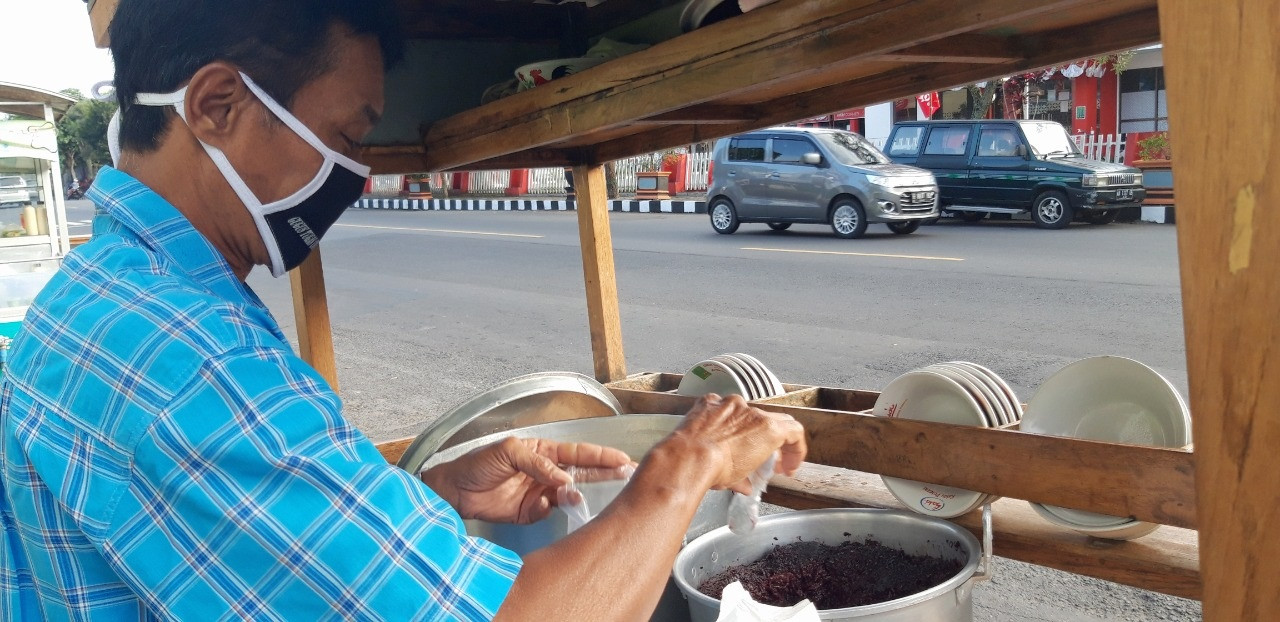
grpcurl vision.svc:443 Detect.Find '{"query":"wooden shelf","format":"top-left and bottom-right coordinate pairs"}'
top-left (609, 379), bottom-right (1196, 529)
top-left (362, 0), bottom-right (1160, 173)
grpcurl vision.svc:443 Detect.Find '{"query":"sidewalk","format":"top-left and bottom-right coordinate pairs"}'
top-left (356, 194), bottom-right (709, 214)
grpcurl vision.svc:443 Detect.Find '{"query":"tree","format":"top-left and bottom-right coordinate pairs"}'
top-left (55, 89), bottom-right (118, 181)
top-left (963, 82), bottom-right (999, 119)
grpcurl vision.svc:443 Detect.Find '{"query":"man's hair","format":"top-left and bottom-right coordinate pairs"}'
top-left (110, 0), bottom-right (404, 153)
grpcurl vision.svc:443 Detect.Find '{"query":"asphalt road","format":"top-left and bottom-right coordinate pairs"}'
top-left (66, 200), bottom-right (1199, 621)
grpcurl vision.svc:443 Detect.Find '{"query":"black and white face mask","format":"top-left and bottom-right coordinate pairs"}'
top-left (122, 72), bottom-right (370, 277)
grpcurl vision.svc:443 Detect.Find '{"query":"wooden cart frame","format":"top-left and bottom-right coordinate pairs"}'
top-left (86, 0), bottom-right (1277, 617)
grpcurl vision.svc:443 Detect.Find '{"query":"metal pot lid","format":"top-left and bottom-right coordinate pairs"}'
top-left (679, 0), bottom-right (743, 32)
top-left (396, 372), bottom-right (623, 473)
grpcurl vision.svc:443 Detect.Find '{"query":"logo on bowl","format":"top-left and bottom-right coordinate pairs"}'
top-left (920, 497), bottom-right (946, 512)
top-left (922, 486), bottom-right (957, 500)
top-left (885, 400), bottom-right (907, 418)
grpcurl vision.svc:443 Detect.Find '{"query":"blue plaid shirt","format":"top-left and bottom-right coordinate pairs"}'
top-left (0, 168), bottom-right (521, 620)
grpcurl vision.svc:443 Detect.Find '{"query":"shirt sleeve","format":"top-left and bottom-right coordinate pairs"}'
top-left (100, 346), bottom-right (522, 621)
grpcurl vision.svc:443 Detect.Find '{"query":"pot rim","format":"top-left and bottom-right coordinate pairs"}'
top-left (672, 508), bottom-right (982, 617)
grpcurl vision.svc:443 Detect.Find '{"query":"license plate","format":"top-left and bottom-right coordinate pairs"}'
top-left (1116, 189), bottom-right (1134, 200)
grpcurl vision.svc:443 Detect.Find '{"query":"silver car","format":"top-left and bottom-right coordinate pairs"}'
top-left (706, 127), bottom-right (939, 238)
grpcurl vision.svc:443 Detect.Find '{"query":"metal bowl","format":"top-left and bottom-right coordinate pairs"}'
top-left (674, 508), bottom-right (989, 622)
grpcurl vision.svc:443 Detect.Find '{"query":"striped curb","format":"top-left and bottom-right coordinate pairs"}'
top-left (355, 197), bottom-right (707, 214)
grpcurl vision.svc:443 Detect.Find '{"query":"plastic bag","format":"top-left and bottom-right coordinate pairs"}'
top-left (715, 581), bottom-right (820, 622)
top-left (556, 464), bottom-right (635, 533)
top-left (728, 452), bottom-right (778, 535)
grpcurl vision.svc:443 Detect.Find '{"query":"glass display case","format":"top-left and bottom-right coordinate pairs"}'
top-left (0, 83), bottom-right (76, 338)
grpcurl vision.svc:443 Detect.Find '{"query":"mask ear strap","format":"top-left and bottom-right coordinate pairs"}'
top-left (107, 109), bottom-right (122, 166)
top-left (238, 72), bottom-right (371, 176)
top-left (135, 88), bottom-right (188, 108)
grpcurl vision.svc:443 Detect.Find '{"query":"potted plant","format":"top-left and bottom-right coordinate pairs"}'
top-left (1134, 132), bottom-right (1171, 166)
top-left (636, 150), bottom-right (682, 199)
top-left (1132, 132), bottom-right (1173, 210)
top-left (405, 173), bottom-right (433, 198)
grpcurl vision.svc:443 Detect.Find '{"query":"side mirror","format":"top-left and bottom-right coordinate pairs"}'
top-left (802, 152), bottom-right (822, 165)
top-left (1015, 144), bottom-right (1028, 158)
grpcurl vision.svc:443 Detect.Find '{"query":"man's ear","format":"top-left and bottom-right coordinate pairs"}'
top-left (183, 63), bottom-right (255, 147)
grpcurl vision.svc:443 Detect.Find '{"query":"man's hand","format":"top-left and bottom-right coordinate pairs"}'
top-left (666, 394), bottom-right (807, 495)
top-left (421, 437), bottom-right (631, 524)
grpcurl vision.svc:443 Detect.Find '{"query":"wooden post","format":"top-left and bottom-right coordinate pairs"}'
top-left (573, 164), bottom-right (627, 382)
top-left (1158, 1), bottom-right (1280, 619)
top-left (289, 246), bottom-right (340, 392)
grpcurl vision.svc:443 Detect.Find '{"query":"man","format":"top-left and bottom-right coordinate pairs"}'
top-left (0, 1), bottom-right (805, 620)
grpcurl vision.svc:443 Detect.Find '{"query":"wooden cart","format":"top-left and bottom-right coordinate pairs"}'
top-left (85, 0), bottom-right (1278, 617)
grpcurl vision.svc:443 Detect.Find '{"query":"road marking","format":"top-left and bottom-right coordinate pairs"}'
top-left (335, 224), bottom-right (543, 239)
top-left (741, 247), bottom-right (964, 262)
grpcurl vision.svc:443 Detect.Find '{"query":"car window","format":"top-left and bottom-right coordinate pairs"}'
top-left (728, 138), bottom-right (766, 162)
top-left (0, 177), bottom-right (26, 188)
top-left (815, 132), bottom-right (889, 165)
top-left (923, 127), bottom-right (971, 156)
top-left (887, 127), bottom-right (924, 156)
top-left (770, 138), bottom-right (816, 164)
top-left (977, 127), bottom-right (1019, 157)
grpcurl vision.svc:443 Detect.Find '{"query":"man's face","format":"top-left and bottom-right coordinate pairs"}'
top-left (236, 28), bottom-right (386, 204)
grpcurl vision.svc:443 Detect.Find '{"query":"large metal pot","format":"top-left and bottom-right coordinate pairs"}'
top-left (415, 413), bottom-right (733, 622)
top-left (673, 508), bottom-right (992, 622)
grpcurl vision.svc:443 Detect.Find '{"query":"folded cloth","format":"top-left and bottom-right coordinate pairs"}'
top-left (716, 581), bottom-right (820, 622)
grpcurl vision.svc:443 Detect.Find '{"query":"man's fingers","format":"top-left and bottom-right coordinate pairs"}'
top-left (770, 414), bottom-right (807, 476)
top-left (509, 440), bottom-right (572, 488)
top-left (532, 439), bottom-right (631, 469)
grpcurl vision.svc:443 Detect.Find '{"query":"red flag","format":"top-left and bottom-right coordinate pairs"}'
top-left (917, 92), bottom-right (941, 119)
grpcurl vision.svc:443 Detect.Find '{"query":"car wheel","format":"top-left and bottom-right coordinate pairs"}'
top-left (959, 211), bottom-right (987, 223)
top-left (1031, 190), bottom-right (1074, 229)
top-left (830, 199), bottom-right (868, 239)
top-left (1085, 210), bottom-right (1118, 225)
top-left (888, 221), bottom-right (921, 235)
top-left (767, 222), bottom-right (791, 231)
top-left (709, 198), bottom-right (740, 234)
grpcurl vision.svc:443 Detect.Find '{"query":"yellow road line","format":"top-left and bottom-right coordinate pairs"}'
top-left (741, 247), bottom-right (964, 262)
top-left (335, 224), bottom-right (543, 239)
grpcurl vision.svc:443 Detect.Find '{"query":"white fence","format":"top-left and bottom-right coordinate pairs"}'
top-left (467, 170), bottom-right (511, 196)
top-left (529, 167), bottom-right (569, 195)
top-left (1071, 133), bottom-right (1126, 164)
top-left (685, 152), bottom-right (713, 192)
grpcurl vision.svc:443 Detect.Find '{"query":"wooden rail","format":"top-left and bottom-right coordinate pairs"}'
top-left (374, 371), bottom-right (1202, 600)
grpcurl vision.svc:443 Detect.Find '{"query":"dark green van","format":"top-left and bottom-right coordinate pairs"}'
top-left (884, 120), bottom-right (1145, 229)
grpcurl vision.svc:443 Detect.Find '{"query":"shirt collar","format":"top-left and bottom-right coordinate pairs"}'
top-left (86, 167), bottom-right (268, 310)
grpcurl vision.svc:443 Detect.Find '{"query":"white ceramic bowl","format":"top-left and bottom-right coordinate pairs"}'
top-left (1029, 503), bottom-right (1161, 540)
top-left (515, 56), bottom-right (608, 90)
top-left (677, 360), bottom-right (749, 398)
top-left (1022, 356), bottom-right (1190, 445)
top-left (875, 370), bottom-right (990, 518)
top-left (1022, 356), bottom-right (1189, 538)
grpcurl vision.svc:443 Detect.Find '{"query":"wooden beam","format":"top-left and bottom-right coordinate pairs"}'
top-left (422, 0), bottom-right (1091, 171)
top-left (1158, 0), bottom-right (1280, 619)
top-left (608, 386), bottom-right (1198, 529)
top-left (88, 0), bottom-right (119, 47)
top-left (643, 104), bottom-right (764, 124)
top-left (874, 34), bottom-right (1025, 64)
top-left (765, 463), bottom-right (1202, 600)
top-left (289, 246), bottom-right (340, 392)
top-left (393, 0), bottom-right (573, 42)
top-left (361, 145), bottom-right (430, 175)
top-left (573, 164), bottom-right (626, 382)
top-left (589, 7), bottom-right (1160, 163)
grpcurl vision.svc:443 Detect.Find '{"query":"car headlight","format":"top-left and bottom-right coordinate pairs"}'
top-left (1133, 173), bottom-right (1144, 186)
top-left (1082, 174), bottom-right (1105, 187)
top-left (867, 175), bottom-right (892, 187)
